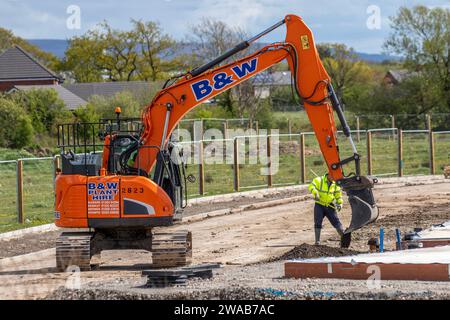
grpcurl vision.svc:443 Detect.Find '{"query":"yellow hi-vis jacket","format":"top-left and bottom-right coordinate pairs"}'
top-left (308, 174), bottom-right (343, 208)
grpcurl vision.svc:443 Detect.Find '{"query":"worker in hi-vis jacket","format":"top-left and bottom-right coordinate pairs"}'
top-left (308, 173), bottom-right (345, 245)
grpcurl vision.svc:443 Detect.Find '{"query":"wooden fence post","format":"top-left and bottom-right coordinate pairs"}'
top-left (356, 116), bottom-right (360, 143)
top-left (255, 121), bottom-right (259, 136)
top-left (267, 136), bottom-right (272, 187)
top-left (54, 155), bottom-right (61, 172)
top-left (233, 138), bottom-right (240, 192)
top-left (198, 140), bottom-right (205, 195)
top-left (426, 114), bottom-right (432, 131)
top-left (17, 160), bottom-right (24, 224)
top-left (398, 129), bottom-right (403, 177)
top-left (367, 131), bottom-right (372, 175)
top-left (288, 119), bottom-right (292, 136)
top-left (223, 121), bottom-right (228, 140)
top-left (391, 115), bottom-right (396, 140)
top-left (429, 131), bottom-right (435, 175)
top-left (53, 155), bottom-right (61, 190)
top-left (300, 134), bottom-right (306, 184)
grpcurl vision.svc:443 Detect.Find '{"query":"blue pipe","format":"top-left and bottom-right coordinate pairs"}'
top-left (379, 228), bottom-right (384, 253)
top-left (395, 228), bottom-right (402, 250)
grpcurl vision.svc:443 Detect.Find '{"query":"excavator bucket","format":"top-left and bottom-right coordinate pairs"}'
top-left (341, 176), bottom-right (379, 234)
top-left (345, 187), bottom-right (379, 233)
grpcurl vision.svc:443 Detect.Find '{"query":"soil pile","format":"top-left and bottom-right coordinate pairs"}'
top-left (268, 243), bottom-right (362, 262)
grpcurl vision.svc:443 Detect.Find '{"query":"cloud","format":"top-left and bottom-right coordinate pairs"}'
top-left (0, 0), bottom-right (448, 53)
top-left (0, 0), bottom-right (67, 38)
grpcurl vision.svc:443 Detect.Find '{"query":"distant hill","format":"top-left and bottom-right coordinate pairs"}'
top-left (27, 39), bottom-right (69, 59)
top-left (28, 39), bottom-right (401, 63)
top-left (356, 52), bottom-right (401, 63)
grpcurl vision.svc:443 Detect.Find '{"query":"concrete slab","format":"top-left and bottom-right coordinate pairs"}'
top-left (285, 246), bottom-right (450, 281)
top-left (418, 221), bottom-right (450, 239)
top-left (402, 220), bottom-right (450, 249)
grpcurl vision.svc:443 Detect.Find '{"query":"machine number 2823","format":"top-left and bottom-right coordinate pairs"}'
top-left (122, 187), bottom-right (144, 194)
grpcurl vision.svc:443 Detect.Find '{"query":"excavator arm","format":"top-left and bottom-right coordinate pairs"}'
top-left (133, 14), bottom-right (378, 234)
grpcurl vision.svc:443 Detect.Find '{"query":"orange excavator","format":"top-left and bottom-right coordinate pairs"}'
top-left (54, 14), bottom-right (378, 271)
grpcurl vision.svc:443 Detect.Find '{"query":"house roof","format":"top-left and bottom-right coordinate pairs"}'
top-left (385, 69), bottom-right (413, 84)
top-left (253, 71), bottom-right (292, 86)
top-left (63, 81), bottom-right (161, 101)
top-left (12, 85), bottom-right (87, 110)
top-left (0, 45), bottom-right (61, 82)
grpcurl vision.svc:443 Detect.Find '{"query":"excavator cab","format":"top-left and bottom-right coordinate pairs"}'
top-left (101, 119), bottom-right (187, 217)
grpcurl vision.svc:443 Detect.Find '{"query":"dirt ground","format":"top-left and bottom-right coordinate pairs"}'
top-left (0, 187), bottom-right (307, 259)
top-left (1, 175), bottom-right (450, 300)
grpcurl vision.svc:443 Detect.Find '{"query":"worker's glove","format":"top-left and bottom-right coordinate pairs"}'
top-left (336, 204), bottom-right (342, 212)
top-left (312, 190), bottom-right (319, 201)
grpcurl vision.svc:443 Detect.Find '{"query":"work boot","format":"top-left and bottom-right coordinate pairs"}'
top-left (336, 226), bottom-right (345, 237)
top-left (314, 228), bottom-right (321, 245)
top-left (336, 225), bottom-right (351, 248)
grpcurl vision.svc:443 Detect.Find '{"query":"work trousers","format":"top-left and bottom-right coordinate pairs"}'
top-left (314, 203), bottom-right (343, 230)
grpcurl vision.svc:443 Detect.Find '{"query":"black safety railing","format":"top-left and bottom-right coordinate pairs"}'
top-left (57, 118), bottom-right (143, 153)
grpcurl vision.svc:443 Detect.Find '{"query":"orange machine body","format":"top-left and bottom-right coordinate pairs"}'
top-left (55, 173), bottom-right (174, 228)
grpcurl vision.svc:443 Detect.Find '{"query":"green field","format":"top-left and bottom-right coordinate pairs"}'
top-left (0, 158), bottom-right (54, 233)
top-left (0, 131), bottom-right (449, 233)
top-left (182, 131), bottom-right (450, 196)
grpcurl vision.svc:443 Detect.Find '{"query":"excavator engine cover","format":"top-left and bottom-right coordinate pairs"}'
top-left (341, 176), bottom-right (379, 235)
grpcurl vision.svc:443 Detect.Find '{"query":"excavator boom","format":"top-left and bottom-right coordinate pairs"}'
top-left (134, 14), bottom-right (379, 234)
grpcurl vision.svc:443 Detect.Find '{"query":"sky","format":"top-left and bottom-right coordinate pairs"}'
top-left (1, 0), bottom-right (449, 54)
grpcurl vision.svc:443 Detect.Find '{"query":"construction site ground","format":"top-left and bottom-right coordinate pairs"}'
top-left (1, 175), bottom-right (450, 300)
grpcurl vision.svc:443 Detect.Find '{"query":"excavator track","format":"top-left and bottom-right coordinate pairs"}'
top-left (56, 232), bottom-right (93, 272)
top-left (151, 230), bottom-right (192, 268)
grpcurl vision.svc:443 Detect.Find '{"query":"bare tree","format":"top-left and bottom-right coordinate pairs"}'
top-left (187, 18), bottom-right (267, 122)
top-left (187, 18), bottom-right (247, 66)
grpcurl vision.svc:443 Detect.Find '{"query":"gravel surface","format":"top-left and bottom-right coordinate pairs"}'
top-left (45, 283), bottom-right (450, 300)
top-left (44, 248), bottom-right (450, 300)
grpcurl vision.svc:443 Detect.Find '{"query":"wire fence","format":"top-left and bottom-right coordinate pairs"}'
top-left (0, 128), bottom-right (449, 232)
top-left (273, 112), bottom-right (450, 134)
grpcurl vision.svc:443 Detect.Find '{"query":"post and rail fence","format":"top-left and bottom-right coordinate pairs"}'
top-left (0, 126), bottom-right (449, 229)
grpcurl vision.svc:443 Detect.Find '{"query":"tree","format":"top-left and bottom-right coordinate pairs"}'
top-left (62, 20), bottom-right (180, 83)
top-left (384, 5), bottom-right (450, 108)
top-left (62, 36), bottom-right (105, 82)
top-left (320, 43), bottom-right (374, 107)
top-left (188, 18), bottom-right (265, 119)
top-left (0, 27), bottom-right (60, 71)
top-left (0, 98), bottom-right (33, 149)
top-left (187, 18), bottom-right (247, 67)
top-left (63, 22), bottom-right (139, 82)
top-left (357, 74), bottom-right (444, 129)
top-left (132, 20), bottom-right (179, 81)
top-left (11, 89), bottom-right (69, 134)
top-left (86, 91), bottom-right (143, 119)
